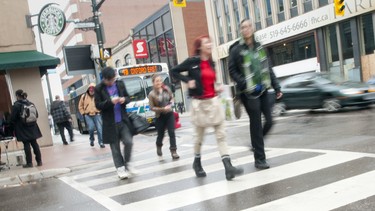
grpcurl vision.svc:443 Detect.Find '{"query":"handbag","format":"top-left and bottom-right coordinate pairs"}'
top-left (191, 96), bottom-right (225, 127)
top-left (127, 112), bottom-right (150, 135)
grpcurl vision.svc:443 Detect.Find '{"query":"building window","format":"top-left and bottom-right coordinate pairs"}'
top-left (157, 34), bottom-right (169, 64)
top-left (361, 14), bottom-right (375, 55)
top-left (318, 0), bottom-right (328, 7)
top-left (214, 0), bottom-right (224, 44)
top-left (270, 35), bottom-right (317, 66)
top-left (162, 12), bottom-right (172, 31)
top-left (278, 0), bottom-right (285, 22)
top-left (233, 0), bottom-right (240, 38)
top-left (148, 39), bottom-right (159, 63)
top-left (290, 0), bottom-right (297, 7)
top-left (290, 0), bottom-right (298, 17)
top-left (254, 0), bottom-right (261, 30)
top-left (146, 23), bottom-right (155, 40)
top-left (140, 28), bottom-right (147, 39)
top-left (340, 21), bottom-right (353, 60)
top-left (115, 59), bottom-right (121, 67)
top-left (223, 0), bottom-right (232, 41)
top-left (265, 0), bottom-right (272, 17)
top-left (327, 25), bottom-right (339, 62)
top-left (242, 0), bottom-right (250, 20)
top-left (278, 0), bottom-right (284, 12)
top-left (124, 54), bottom-right (132, 65)
top-left (154, 18), bottom-right (163, 36)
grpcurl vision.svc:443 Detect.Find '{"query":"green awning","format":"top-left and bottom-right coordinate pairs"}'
top-left (0, 50), bottom-right (60, 74)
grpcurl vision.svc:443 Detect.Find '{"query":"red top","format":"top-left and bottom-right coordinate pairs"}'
top-left (200, 60), bottom-right (216, 99)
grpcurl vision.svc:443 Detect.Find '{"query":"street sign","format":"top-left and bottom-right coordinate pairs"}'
top-left (100, 48), bottom-right (112, 60)
top-left (75, 22), bottom-right (95, 29)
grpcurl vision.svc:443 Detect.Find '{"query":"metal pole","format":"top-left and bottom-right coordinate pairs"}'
top-left (336, 23), bottom-right (345, 78)
top-left (91, 0), bottom-right (106, 84)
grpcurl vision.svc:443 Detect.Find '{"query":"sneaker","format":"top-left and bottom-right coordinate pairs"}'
top-left (23, 163), bottom-right (33, 168)
top-left (63, 141), bottom-right (69, 145)
top-left (90, 141), bottom-right (94, 147)
top-left (255, 160), bottom-right (270, 170)
top-left (100, 144), bottom-right (105, 148)
top-left (126, 163), bottom-right (139, 175)
top-left (117, 166), bottom-right (129, 180)
top-left (70, 139), bottom-right (74, 142)
top-left (156, 145), bottom-right (162, 156)
top-left (37, 162), bottom-right (43, 167)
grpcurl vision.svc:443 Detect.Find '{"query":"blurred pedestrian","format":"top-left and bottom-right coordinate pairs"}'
top-left (172, 35), bottom-right (243, 180)
top-left (95, 67), bottom-right (137, 180)
top-left (51, 95), bottom-right (74, 145)
top-left (229, 19), bottom-right (283, 169)
top-left (79, 83), bottom-right (104, 148)
top-left (148, 74), bottom-right (180, 160)
top-left (10, 90), bottom-right (42, 168)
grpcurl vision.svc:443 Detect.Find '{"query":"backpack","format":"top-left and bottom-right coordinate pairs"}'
top-left (20, 102), bottom-right (38, 125)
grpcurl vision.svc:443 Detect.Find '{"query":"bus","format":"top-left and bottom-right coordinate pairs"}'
top-left (68, 63), bottom-right (172, 134)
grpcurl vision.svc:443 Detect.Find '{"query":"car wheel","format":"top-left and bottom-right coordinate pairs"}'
top-left (323, 99), bottom-right (341, 112)
top-left (272, 102), bottom-right (286, 117)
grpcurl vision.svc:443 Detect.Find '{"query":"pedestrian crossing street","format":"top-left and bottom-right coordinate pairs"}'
top-left (59, 145), bottom-right (375, 211)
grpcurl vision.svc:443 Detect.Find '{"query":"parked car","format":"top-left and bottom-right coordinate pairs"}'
top-left (271, 72), bottom-right (375, 116)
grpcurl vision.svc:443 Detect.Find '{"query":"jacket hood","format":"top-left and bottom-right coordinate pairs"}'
top-left (86, 83), bottom-right (96, 94)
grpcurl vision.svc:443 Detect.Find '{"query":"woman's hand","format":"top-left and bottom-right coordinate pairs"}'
top-left (164, 105), bottom-right (172, 113)
top-left (188, 80), bottom-right (196, 89)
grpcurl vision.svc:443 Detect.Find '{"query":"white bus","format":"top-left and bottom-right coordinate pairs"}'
top-left (116, 63), bottom-right (172, 126)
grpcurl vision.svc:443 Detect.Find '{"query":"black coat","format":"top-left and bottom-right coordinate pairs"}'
top-left (94, 80), bottom-right (132, 144)
top-left (10, 100), bottom-right (42, 142)
top-left (171, 56), bottom-right (216, 98)
top-left (229, 40), bottom-right (281, 94)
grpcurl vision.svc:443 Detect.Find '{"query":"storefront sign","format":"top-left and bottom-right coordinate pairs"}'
top-left (255, 0), bottom-right (375, 46)
top-left (38, 4), bottom-right (66, 36)
top-left (133, 39), bottom-right (149, 59)
top-left (118, 65), bottom-right (162, 76)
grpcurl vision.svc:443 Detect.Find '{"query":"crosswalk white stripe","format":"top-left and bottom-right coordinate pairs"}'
top-left (120, 151), bottom-right (364, 210)
top-left (82, 146), bottom-right (252, 187)
top-left (245, 170), bottom-right (375, 211)
top-left (59, 176), bottom-right (123, 211)
top-left (100, 148), bottom-right (296, 197)
top-left (71, 146), bottom-right (203, 180)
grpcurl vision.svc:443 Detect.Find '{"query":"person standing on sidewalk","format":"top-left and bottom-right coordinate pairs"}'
top-left (50, 95), bottom-right (74, 145)
top-left (95, 67), bottom-right (137, 180)
top-left (148, 74), bottom-right (180, 160)
top-left (78, 83), bottom-right (104, 148)
top-left (229, 19), bottom-right (283, 170)
top-left (172, 35), bottom-right (243, 181)
top-left (10, 90), bottom-right (42, 168)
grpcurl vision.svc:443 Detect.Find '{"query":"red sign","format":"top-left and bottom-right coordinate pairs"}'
top-left (133, 39), bottom-right (148, 59)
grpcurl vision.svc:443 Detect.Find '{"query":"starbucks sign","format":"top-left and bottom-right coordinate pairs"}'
top-left (38, 4), bottom-right (66, 36)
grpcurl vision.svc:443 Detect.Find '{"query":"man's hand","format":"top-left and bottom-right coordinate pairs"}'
top-left (111, 97), bottom-right (120, 104)
top-left (119, 97), bottom-right (126, 104)
top-left (276, 92), bottom-right (283, 100)
top-left (188, 80), bottom-right (196, 89)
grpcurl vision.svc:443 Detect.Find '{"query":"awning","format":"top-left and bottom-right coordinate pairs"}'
top-left (0, 50), bottom-right (60, 75)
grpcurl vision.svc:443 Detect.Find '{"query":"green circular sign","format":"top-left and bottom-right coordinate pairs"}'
top-left (38, 4), bottom-right (66, 36)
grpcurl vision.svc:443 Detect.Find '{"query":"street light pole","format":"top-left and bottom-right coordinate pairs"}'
top-left (91, 0), bottom-right (106, 84)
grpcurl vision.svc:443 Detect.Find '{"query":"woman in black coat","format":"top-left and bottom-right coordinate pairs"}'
top-left (10, 90), bottom-right (42, 168)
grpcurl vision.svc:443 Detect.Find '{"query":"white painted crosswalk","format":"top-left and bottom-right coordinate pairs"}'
top-left (59, 145), bottom-right (375, 211)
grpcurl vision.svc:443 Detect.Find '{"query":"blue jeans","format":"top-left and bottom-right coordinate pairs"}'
top-left (85, 114), bottom-right (103, 145)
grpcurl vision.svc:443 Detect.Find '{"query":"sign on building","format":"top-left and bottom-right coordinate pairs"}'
top-left (38, 4), bottom-right (66, 36)
top-left (101, 48), bottom-right (112, 60)
top-left (133, 40), bottom-right (149, 59)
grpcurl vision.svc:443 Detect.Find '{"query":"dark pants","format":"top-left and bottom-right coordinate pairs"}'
top-left (241, 91), bottom-right (273, 161)
top-left (23, 139), bottom-right (42, 164)
top-left (156, 112), bottom-right (177, 150)
top-left (57, 121), bottom-right (74, 143)
top-left (110, 121), bottom-right (133, 168)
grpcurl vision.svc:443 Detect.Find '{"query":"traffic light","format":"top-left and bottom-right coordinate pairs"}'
top-left (173, 0), bottom-right (186, 7)
top-left (334, 0), bottom-right (345, 16)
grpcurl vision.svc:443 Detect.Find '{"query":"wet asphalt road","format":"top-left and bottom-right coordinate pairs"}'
top-left (1, 107), bottom-right (374, 210)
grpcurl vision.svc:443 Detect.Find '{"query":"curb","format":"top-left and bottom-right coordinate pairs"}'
top-left (0, 168), bottom-right (71, 188)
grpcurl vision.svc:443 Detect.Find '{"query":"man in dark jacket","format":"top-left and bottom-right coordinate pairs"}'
top-left (95, 67), bottom-right (137, 180)
top-left (50, 95), bottom-right (74, 145)
top-left (10, 90), bottom-right (43, 168)
top-left (229, 19), bottom-right (283, 170)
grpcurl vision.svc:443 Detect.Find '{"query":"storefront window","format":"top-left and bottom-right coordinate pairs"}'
top-left (340, 21), bottom-right (353, 60)
top-left (270, 35), bottom-right (317, 66)
top-left (214, 0), bottom-right (224, 44)
top-left (242, 0), bottom-right (250, 20)
top-left (148, 39), bottom-right (159, 63)
top-left (233, 0), bottom-right (240, 38)
top-left (361, 14), bottom-right (375, 55)
top-left (154, 18), bottom-right (163, 36)
top-left (165, 30), bottom-right (177, 67)
top-left (140, 29), bottom-right (147, 39)
top-left (147, 23), bottom-right (155, 40)
top-left (157, 35), bottom-right (169, 64)
top-left (223, 0), bottom-right (232, 41)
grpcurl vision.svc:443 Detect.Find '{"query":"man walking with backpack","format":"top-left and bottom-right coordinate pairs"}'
top-left (51, 95), bottom-right (74, 145)
top-left (78, 83), bottom-right (104, 148)
top-left (10, 89), bottom-right (42, 168)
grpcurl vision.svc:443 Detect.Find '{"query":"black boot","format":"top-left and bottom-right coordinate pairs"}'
top-left (222, 156), bottom-right (244, 180)
top-left (192, 156), bottom-right (206, 177)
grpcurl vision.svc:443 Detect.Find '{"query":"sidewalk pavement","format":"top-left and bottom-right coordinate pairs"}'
top-left (0, 129), bottom-right (157, 188)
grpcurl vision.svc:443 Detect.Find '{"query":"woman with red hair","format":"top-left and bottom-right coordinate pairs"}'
top-left (172, 35), bottom-right (243, 181)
